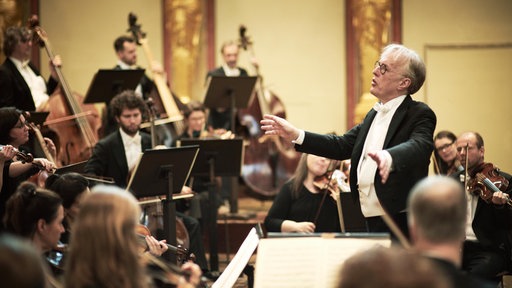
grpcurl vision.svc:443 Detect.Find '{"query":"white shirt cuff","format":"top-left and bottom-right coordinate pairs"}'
top-left (292, 130), bottom-right (305, 145)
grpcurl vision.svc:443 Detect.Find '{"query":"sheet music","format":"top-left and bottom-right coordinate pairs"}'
top-left (212, 227), bottom-right (260, 288)
top-left (254, 237), bottom-right (390, 288)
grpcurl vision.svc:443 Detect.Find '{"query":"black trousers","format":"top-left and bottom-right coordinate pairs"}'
top-left (365, 212), bottom-right (409, 246)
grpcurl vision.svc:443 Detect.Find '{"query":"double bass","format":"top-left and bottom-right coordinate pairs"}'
top-left (29, 16), bottom-right (101, 166)
top-left (237, 25), bottom-right (301, 198)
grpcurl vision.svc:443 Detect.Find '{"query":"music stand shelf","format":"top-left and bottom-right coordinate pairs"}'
top-left (84, 69), bottom-right (145, 104)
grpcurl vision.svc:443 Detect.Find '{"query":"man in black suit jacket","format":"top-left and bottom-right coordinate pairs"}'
top-left (408, 176), bottom-right (495, 288)
top-left (261, 44), bottom-right (436, 240)
top-left (206, 40), bottom-right (249, 131)
top-left (453, 131), bottom-right (512, 282)
top-left (0, 26), bottom-right (60, 111)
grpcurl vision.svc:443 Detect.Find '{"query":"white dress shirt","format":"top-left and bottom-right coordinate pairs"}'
top-left (10, 57), bottom-right (49, 109)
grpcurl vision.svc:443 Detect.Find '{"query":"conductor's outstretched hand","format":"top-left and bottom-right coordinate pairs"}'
top-left (260, 115), bottom-right (300, 143)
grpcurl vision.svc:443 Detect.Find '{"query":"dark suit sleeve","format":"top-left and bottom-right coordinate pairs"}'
top-left (47, 76), bottom-right (58, 95)
top-left (84, 140), bottom-right (109, 177)
top-left (296, 124), bottom-right (361, 161)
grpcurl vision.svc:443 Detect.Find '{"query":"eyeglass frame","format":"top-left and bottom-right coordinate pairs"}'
top-left (375, 61), bottom-right (389, 75)
top-left (13, 121), bottom-right (28, 129)
top-left (435, 141), bottom-right (454, 153)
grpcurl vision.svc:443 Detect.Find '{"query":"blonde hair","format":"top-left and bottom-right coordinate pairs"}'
top-left (64, 185), bottom-right (147, 288)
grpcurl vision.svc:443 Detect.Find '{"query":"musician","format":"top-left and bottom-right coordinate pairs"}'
top-left (64, 184), bottom-right (202, 288)
top-left (408, 176), bottom-right (495, 288)
top-left (261, 44), bottom-right (436, 240)
top-left (3, 181), bottom-right (64, 287)
top-left (0, 107), bottom-right (55, 229)
top-left (205, 40), bottom-right (249, 131)
top-left (433, 130), bottom-right (462, 175)
top-left (84, 91), bottom-right (211, 277)
top-left (0, 26), bottom-right (61, 111)
top-left (264, 153), bottom-right (341, 233)
top-left (453, 131), bottom-right (512, 282)
top-left (0, 233), bottom-right (48, 288)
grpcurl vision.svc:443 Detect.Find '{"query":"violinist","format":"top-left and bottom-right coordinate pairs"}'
top-left (264, 153), bottom-right (341, 233)
top-left (3, 181), bottom-right (65, 287)
top-left (64, 184), bottom-right (202, 288)
top-left (0, 107), bottom-right (56, 229)
top-left (453, 131), bottom-right (512, 283)
top-left (0, 26), bottom-right (61, 111)
top-left (433, 130), bottom-right (463, 175)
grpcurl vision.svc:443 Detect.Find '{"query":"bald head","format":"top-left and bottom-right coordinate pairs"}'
top-left (408, 176), bottom-right (466, 244)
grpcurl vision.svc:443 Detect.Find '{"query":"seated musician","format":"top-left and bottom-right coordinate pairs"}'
top-left (84, 91), bottom-right (211, 277)
top-left (64, 184), bottom-right (202, 288)
top-left (264, 153), bottom-right (341, 233)
top-left (453, 131), bottom-right (512, 283)
top-left (0, 107), bottom-right (55, 230)
top-left (433, 130), bottom-right (463, 175)
top-left (3, 181), bottom-right (64, 286)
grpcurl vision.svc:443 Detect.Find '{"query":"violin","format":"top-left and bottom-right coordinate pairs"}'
top-left (136, 224), bottom-right (195, 264)
top-left (0, 145), bottom-right (34, 163)
top-left (467, 162), bottom-right (512, 207)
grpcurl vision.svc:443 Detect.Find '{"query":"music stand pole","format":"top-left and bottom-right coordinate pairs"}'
top-left (208, 155), bottom-right (219, 272)
top-left (161, 164), bottom-right (178, 264)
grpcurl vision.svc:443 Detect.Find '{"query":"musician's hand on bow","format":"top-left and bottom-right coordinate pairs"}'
top-left (260, 114), bottom-right (300, 143)
top-left (181, 186), bottom-right (193, 195)
top-left (49, 55), bottom-right (62, 80)
top-left (32, 158), bottom-right (55, 172)
top-left (367, 150), bottom-right (393, 184)
top-left (491, 191), bottom-right (509, 205)
top-left (43, 137), bottom-right (57, 160)
top-left (145, 235), bottom-right (168, 256)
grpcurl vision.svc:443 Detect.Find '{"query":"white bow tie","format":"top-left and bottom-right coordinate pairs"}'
top-left (127, 134), bottom-right (141, 145)
top-left (373, 102), bottom-right (390, 113)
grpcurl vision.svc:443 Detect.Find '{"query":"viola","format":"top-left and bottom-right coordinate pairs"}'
top-left (137, 224), bottom-right (194, 265)
top-left (467, 162), bottom-right (512, 207)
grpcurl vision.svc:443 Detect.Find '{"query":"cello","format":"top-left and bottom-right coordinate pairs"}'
top-left (29, 15), bottom-right (101, 166)
top-left (237, 25), bottom-right (301, 198)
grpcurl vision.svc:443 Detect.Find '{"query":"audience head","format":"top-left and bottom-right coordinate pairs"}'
top-left (114, 35), bottom-right (137, 66)
top-left (456, 131), bottom-right (485, 170)
top-left (0, 234), bottom-right (47, 288)
top-left (3, 26), bottom-right (32, 59)
top-left (337, 246), bottom-right (450, 288)
top-left (408, 176), bottom-right (467, 245)
top-left (0, 107), bottom-right (29, 147)
top-left (45, 172), bottom-right (90, 222)
top-left (65, 184), bottom-right (146, 288)
top-left (220, 40), bottom-right (239, 69)
top-left (372, 44), bottom-right (425, 102)
top-left (3, 181), bottom-right (64, 252)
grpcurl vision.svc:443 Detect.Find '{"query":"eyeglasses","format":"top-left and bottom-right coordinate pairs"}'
top-left (456, 145), bottom-right (476, 153)
top-left (13, 121), bottom-right (27, 129)
top-left (375, 61), bottom-right (389, 75)
top-left (435, 142), bottom-right (454, 152)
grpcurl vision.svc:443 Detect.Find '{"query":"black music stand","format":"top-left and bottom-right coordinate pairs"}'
top-left (203, 76), bottom-right (257, 133)
top-left (177, 138), bottom-right (244, 272)
top-left (26, 111), bottom-right (49, 126)
top-left (83, 69), bottom-right (145, 104)
top-left (126, 146), bottom-right (199, 263)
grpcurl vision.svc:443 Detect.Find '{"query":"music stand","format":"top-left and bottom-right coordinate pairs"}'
top-left (26, 111), bottom-right (49, 126)
top-left (55, 160), bottom-right (87, 174)
top-left (126, 146), bottom-right (199, 263)
top-left (203, 76), bottom-right (257, 133)
top-left (83, 69), bottom-right (145, 104)
top-left (177, 138), bottom-right (244, 272)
